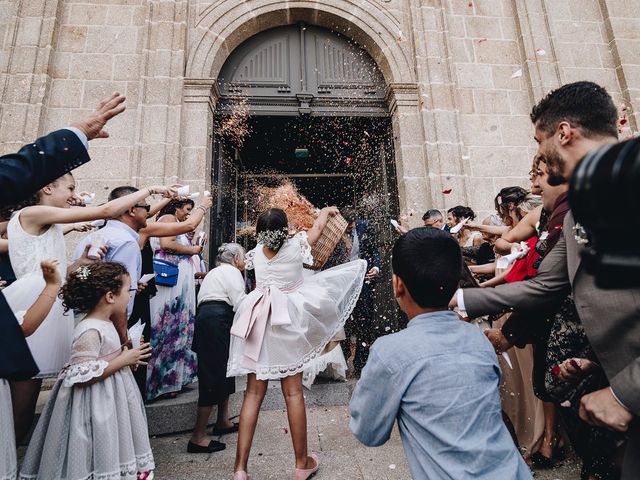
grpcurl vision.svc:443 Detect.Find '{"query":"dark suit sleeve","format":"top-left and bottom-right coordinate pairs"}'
top-left (359, 220), bottom-right (381, 270)
top-left (464, 228), bottom-right (571, 318)
top-left (0, 292), bottom-right (39, 379)
top-left (610, 358), bottom-right (640, 415)
top-left (0, 129), bottom-right (90, 205)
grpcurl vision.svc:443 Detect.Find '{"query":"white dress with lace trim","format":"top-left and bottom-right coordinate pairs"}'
top-left (19, 319), bottom-right (154, 480)
top-left (5, 210), bottom-right (73, 377)
top-left (227, 232), bottom-right (366, 380)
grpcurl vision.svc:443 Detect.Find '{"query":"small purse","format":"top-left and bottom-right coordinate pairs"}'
top-left (153, 259), bottom-right (179, 287)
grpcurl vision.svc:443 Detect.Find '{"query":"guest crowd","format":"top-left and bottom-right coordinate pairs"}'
top-left (0, 81), bottom-right (639, 480)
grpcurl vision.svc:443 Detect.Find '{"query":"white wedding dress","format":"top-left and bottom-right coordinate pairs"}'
top-left (4, 210), bottom-right (74, 377)
top-left (227, 233), bottom-right (366, 381)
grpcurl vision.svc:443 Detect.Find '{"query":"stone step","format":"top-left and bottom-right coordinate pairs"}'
top-left (33, 377), bottom-right (357, 438)
top-left (145, 377), bottom-right (357, 436)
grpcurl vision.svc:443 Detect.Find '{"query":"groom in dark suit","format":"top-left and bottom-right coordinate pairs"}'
top-left (340, 207), bottom-right (381, 375)
top-left (451, 81), bottom-right (640, 479)
top-left (0, 92), bottom-right (126, 380)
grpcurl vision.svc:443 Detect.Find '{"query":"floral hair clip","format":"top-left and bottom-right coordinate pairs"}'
top-left (75, 265), bottom-right (91, 281)
top-left (256, 228), bottom-right (289, 250)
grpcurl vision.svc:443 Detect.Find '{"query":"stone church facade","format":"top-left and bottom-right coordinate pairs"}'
top-left (1, 0), bottom-right (639, 226)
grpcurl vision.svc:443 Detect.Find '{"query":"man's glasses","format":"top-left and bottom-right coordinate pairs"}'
top-left (134, 204), bottom-right (151, 212)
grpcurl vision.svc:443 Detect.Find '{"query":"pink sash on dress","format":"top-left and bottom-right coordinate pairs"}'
top-left (230, 280), bottom-right (302, 369)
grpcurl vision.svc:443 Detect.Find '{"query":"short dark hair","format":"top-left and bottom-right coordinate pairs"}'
top-left (392, 227), bottom-right (462, 308)
top-left (530, 81), bottom-right (618, 138)
top-left (422, 209), bottom-right (443, 222)
top-left (447, 205), bottom-right (475, 221)
top-left (108, 186), bottom-right (138, 201)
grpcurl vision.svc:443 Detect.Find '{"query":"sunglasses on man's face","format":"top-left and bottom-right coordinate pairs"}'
top-left (134, 204), bottom-right (151, 212)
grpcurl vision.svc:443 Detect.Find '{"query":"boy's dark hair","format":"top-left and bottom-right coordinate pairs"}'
top-left (530, 81), bottom-right (618, 139)
top-left (447, 205), bottom-right (475, 222)
top-left (108, 186), bottom-right (138, 201)
top-left (392, 227), bottom-right (462, 308)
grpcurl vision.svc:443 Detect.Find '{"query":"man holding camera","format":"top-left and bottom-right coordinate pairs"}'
top-left (451, 81), bottom-right (640, 478)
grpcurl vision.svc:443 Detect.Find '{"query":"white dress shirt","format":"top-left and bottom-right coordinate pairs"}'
top-left (197, 263), bottom-right (246, 311)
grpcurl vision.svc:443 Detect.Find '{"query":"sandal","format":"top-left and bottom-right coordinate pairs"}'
top-left (212, 422), bottom-right (240, 436)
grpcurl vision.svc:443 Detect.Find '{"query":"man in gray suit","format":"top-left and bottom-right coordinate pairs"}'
top-left (451, 81), bottom-right (640, 478)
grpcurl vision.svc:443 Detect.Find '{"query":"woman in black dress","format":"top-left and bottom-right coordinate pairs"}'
top-left (188, 242), bottom-right (247, 453)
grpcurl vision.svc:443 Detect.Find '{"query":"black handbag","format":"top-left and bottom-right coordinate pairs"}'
top-left (0, 292), bottom-right (39, 380)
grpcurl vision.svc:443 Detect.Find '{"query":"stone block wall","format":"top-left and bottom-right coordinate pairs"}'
top-left (1, 0), bottom-right (639, 224)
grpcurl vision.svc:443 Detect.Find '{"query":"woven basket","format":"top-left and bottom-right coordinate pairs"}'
top-left (306, 213), bottom-right (349, 271)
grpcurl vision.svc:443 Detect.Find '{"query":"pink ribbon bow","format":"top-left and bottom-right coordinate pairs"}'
top-left (230, 284), bottom-right (295, 366)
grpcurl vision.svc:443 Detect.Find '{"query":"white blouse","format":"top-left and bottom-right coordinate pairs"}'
top-left (197, 263), bottom-right (247, 311)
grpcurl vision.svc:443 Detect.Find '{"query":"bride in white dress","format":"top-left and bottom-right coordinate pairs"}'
top-left (3, 174), bottom-right (174, 444)
top-left (228, 207), bottom-right (366, 480)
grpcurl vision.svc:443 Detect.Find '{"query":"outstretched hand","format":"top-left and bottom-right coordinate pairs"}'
top-left (71, 92), bottom-right (126, 141)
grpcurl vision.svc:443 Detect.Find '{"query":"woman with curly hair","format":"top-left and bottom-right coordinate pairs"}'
top-left (147, 198), bottom-right (203, 401)
top-left (19, 262), bottom-right (155, 480)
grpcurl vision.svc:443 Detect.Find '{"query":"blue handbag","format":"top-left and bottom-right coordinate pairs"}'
top-left (153, 259), bottom-right (179, 287)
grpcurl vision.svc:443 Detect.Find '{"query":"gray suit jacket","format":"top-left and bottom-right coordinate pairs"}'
top-left (463, 212), bottom-right (640, 477)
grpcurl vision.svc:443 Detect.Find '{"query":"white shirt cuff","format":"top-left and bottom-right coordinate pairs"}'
top-left (64, 127), bottom-right (89, 150)
top-left (456, 289), bottom-right (467, 317)
top-left (371, 266), bottom-right (380, 274)
top-left (610, 387), bottom-right (631, 412)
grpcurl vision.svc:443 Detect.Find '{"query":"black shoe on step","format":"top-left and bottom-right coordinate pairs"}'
top-left (187, 440), bottom-right (226, 453)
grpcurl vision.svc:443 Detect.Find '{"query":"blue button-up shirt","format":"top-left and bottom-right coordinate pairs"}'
top-left (73, 220), bottom-right (141, 316)
top-left (349, 310), bottom-right (532, 480)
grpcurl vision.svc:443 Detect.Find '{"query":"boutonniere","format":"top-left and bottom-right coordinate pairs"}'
top-left (573, 222), bottom-right (589, 245)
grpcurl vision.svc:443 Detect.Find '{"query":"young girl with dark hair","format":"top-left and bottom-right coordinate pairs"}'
top-left (19, 262), bottom-right (155, 480)
top-left (229, 207), bottom-right (367, 480)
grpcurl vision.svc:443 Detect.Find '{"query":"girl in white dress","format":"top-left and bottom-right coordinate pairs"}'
top-left (229, 207), bottom-right (366, 480)
top-left (1, 260), bottom-right (60, 480)
top-left (19, 262), bottom-right (155, 480)
top-left (4, 176), bottom-right (175, 444)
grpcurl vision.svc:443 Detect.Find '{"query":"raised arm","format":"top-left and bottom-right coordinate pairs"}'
top-left (20, 261), bottom-right (61, 336)
top-left (306, 206), bottom-right (339, 247)
top-left (140, 196), bottom-right (211, 240)
top-left (20, 185), bottom-right (176, 231)
top-left (157, 215), bottom-right (203, 255)
top-left (494, 206), bottom-right (541, 255)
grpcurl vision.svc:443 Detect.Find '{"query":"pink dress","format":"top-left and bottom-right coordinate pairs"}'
top-left (227, 233), bottom-right (366, 380)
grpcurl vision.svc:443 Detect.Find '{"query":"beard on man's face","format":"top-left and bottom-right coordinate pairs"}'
top-left (541, 146), bottom-right (567, 186)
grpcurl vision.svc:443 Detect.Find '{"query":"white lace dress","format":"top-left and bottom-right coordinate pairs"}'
top-left (19, 319), bottom-right (154, 480)
top-left (4, 210), bottom-right (73, 377)
top-left (227, 233), bottom-right (367, 380)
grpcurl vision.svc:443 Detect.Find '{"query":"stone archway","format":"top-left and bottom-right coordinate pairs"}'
top-left (180, 1), bottom-right (431, 222)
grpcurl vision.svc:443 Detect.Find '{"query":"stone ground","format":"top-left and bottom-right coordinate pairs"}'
top-left (150, 405), bottom-right (582, 480)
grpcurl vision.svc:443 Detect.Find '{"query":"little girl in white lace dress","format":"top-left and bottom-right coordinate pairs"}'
top-left (229, 207), bottom-right (366, 480)
top-left (19, 263), bottom-right (155, 480)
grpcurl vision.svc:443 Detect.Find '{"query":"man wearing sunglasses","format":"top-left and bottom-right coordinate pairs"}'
top-left (72, 186), bottom-right (150, 317)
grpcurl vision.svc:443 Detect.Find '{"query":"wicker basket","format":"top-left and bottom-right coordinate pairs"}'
top-left (306, 213), bottom-right (349, 271)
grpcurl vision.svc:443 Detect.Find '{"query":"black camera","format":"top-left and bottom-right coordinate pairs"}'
top-left (570, 137), bottom-right (640, 288)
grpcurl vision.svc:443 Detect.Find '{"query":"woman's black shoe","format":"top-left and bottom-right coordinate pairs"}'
top-left (211, 422), bottom-right (239, 435)
top-left (530, 451), bottom-right (555, 469)
top-left (187, 440), bottom-right (226, 453)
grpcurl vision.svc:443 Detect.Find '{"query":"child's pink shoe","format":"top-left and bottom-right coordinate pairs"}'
top-left (137, 472), bottom-right (154, 480)
top-left (294, 453), bottom-right (319, 480)
top-left (233, 471), bottom-right (251, 480)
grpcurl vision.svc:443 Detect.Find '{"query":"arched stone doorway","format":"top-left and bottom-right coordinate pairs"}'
top-left (207, 22), bottom-right (404, 333)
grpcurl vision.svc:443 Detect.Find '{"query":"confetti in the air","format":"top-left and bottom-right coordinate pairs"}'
top-left (478, 38), bottom-right (487, 44)
top-left (535, 48), bottom-right (546, 56)
top-left (511, 69), bottom-right (523, 79)
top-left (442, 188), bottom-right (453, 194)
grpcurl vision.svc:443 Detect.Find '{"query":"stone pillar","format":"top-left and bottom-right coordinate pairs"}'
top-left (181, 80), bottom-right (217, 193)
top-left (0, 0), bottom-right (61, 153)
top-left (132, 0), bottom-right (188, 188)
top-left (386, 83), bottom-right (430, 227)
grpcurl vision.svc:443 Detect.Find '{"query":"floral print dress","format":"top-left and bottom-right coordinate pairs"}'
top-left (146, 234), bottom-right (198, 401)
